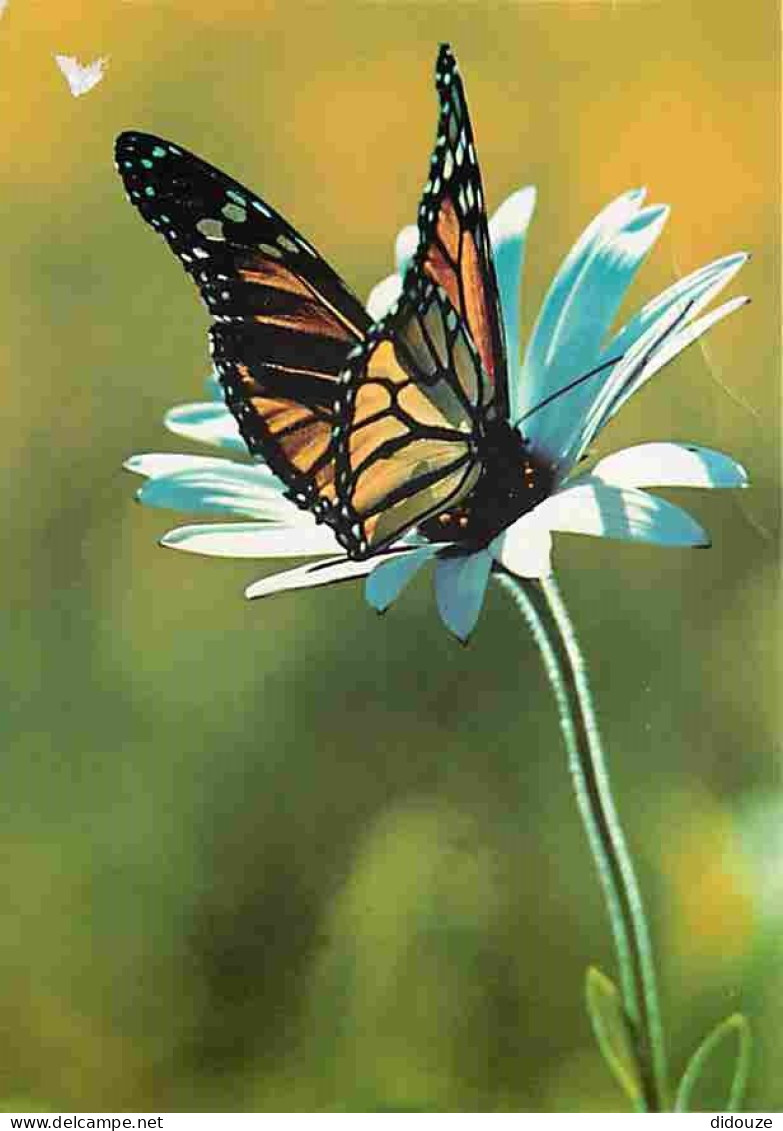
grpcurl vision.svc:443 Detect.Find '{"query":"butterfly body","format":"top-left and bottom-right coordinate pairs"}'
top-left (418, 422), bottom-right (554, 549)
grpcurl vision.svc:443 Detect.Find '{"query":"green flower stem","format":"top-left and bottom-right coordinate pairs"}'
top-left (496, 570), bottom-right (668, 1112)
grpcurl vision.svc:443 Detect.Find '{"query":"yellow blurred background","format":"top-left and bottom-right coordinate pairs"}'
top-left (0, 0), bottom-right (779, 1113)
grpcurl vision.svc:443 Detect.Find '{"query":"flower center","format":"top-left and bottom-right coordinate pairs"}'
top-left (419, 422), bottom-right (555, 548)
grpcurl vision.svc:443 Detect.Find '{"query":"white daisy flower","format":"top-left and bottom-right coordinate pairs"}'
top-left (125, 188), bottom-right (748, 641)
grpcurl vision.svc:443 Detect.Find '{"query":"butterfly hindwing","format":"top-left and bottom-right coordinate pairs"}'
top-left (333, 277), bottom-right (484, 558)
top-left (114, 131), bottom-right (370, 508)
top-left (409, 44), bottom-right (509, 422)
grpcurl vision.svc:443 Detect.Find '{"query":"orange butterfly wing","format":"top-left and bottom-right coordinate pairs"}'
top-left (410, 44), bottom-right (509, 422)
top-left (330, 45), bottom-right (507, 557)
top-left (115, 131), bottom-right (370, 513)
top-left (332, 278), bottom-right (484, 558)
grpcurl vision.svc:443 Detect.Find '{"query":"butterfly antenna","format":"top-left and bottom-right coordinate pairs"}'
top-left (517, 354), bottom-right (623, 424)
top-left (518, 296), bottom-right (696, 426)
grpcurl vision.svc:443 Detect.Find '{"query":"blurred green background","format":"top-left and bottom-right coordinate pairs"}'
top-left (0, 0), bottom-right (779, 1113)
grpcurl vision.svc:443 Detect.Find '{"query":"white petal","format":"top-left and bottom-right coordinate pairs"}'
top-left (490, 519), bottom-right (553, 578)
top-left (568, 295), bottom-right (749, 468)
top-left (161, 522), bottom-right (340, 559)
top-left (164, 401), bottom-right (247, 453)
top-left (54, 53), bottom-right (107, 97)
top-left (366, 273), bottom-right (403, 320)
top-left (602, 252), bottom-right (748, 361)
top-left (136, 464), bottom-right (301, 521)
top-left (124, 453), bottom-right (233, 479)
top-left (395, 225), bottom-right (419, 274)
top-left (519, 189), bottom-right (668, 458)
top-left (488, 187), bottom-right (536, 422)
top-left (591, 443), bottom-right (748, 490)
top-left (364, 548), bottom-right (435, 612)
top-left (568, 295), bottom-right (694, 463)
top-left (246, 552), bottom-right (412, 599)
top-left (489, 186), bottom-right (537, 246)
top-left (204, 369), bottom-right (224, 401)
top-left (434, 552), bottom-right (492, 642)
top-left (532, 481), bottom-right (709, 546)
top-left (523, 252), bottom-right (750, 474)
top-left (604, 295), bottom-right (750, 424)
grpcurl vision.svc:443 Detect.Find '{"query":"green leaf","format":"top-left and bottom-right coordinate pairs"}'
top-left (585, 966), bottom-right (644, 1109)
top-left (674, 1013), bottom-right (751, 1113)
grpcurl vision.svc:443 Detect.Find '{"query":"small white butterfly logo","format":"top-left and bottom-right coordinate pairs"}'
top-left (54, 54), bottom-right (108, 97)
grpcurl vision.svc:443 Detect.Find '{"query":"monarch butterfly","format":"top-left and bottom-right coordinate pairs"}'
top-left (115, 46), bottom-right (590, 560)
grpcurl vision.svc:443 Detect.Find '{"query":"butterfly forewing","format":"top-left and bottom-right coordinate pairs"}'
top-left (114, 131), bottom-right (370, 508)
top-left (330, 43), bottom-right (508, 557)
top-left (334, 278), bottom-right (485, 558)
top-left (409, 44), bottom-right (509, 421)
